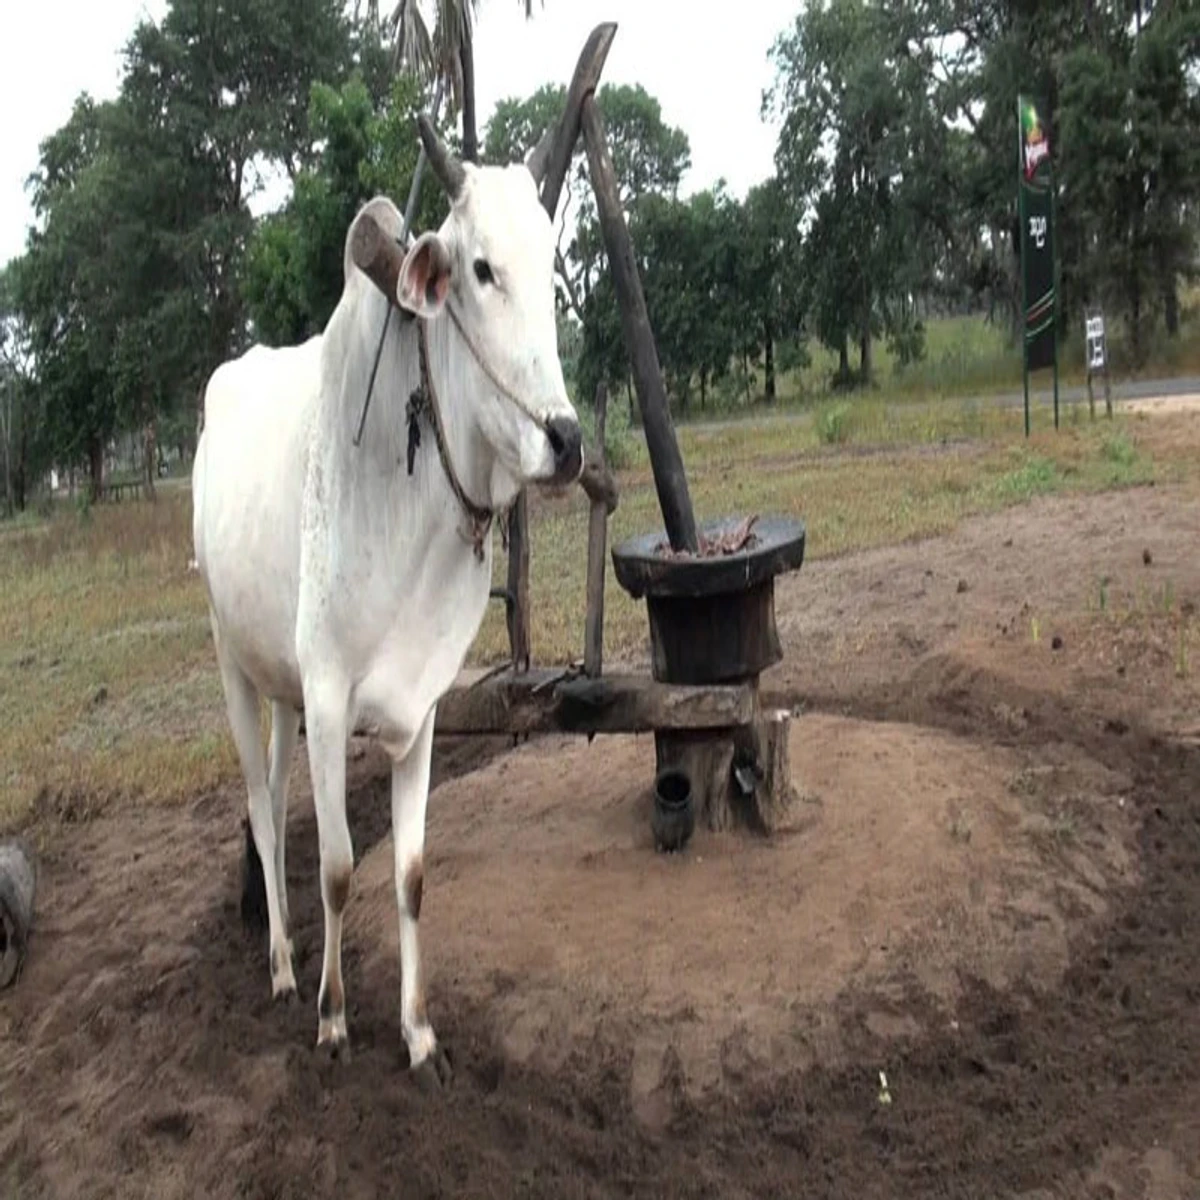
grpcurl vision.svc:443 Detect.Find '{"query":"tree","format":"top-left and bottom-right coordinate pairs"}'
top-left (243, 72), bottom-right (448, 345)
top-left (767, 0), bottom-right (956, 383)
top-left (117, 0), bottom-right (359, 376)
top-left (14, 95), bottom-right (126, 496)
top-left (8, 0), bottom-right (360, 497)
top-left (484, 80), bottom-right (691, 345)
top-left (0, 265), bottom-right (34, 515)
top-left (736, 178), bottom-right (804, 402)
top-left (388, 0), bottom-right (544, 163)
top-left (1059, 2), bottom-right (1200, 360)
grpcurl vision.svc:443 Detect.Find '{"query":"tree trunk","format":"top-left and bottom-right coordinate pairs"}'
top-left (459, 25), bottom-right (478, 164)
top-left (15, 412), bottom-right (26, 512)
top-left (837, 338), bottom-right (850, 382)
top-left (1, 388), bottom-right (12, 519)
top-left (143, 417), bottom-right (158, 502)
top-left (1161, 250), bottom-right (1179, 337)
top-left (88, 436), bottom-right (104, 501)
top-left (699, 369), bottom-right (707, 409)
top-left (763, 323), bottom-right (776, 403)
top-left (859, 327), bottom-right (872, 381)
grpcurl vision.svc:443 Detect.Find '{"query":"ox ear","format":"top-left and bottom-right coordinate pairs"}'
top-left (397, 232), bottom-right (453, 318)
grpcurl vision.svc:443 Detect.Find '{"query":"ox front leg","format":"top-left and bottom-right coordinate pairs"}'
top-left (391, 709), bottom-right (452, 1090)
top-left (301, 681), bottom-right (355, 1062)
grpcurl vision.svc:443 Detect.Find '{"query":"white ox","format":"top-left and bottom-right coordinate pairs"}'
top-left (191, 116), bottom-right (582, 1087)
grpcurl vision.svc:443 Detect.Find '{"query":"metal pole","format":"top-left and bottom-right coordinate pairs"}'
top-left (1050, 156), bottom-right (1060, 431)
top-left (1017, 95), bottom-right (1030, 439)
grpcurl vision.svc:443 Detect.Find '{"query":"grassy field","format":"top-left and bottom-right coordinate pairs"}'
top-left (3, 383), bottom-right (1198, 832)
top-left (669, 286), bottom-right (1200, 418)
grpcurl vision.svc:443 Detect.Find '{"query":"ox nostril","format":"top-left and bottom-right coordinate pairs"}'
top-left (546, 416), bottom-right (583, 477)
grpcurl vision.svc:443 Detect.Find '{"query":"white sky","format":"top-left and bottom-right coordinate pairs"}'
top-left (0, 0), bottom-right (798, 269)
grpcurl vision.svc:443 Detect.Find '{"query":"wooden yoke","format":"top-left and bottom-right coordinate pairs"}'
top-left (350, 212), bottom-right (410, 306)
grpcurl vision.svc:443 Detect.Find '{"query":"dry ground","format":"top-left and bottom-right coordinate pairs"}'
top-left (2, 412), bottom-right (1199, 1198)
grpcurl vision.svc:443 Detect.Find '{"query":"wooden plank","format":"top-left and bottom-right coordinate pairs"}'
top-left (539, 22), bottom-right (618, 224)
top-left (584, 382), bottom-right (609, 678)
top-left (431, 670), bottom-right (756, 736)
top-left (581, 94), bottom-right (698, 554)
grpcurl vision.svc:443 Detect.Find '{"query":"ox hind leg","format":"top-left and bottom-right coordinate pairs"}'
top-left (299, 675), bottom-right (355, 1059)
top-left (390, 708), bottom-right (452, 1088)
top-left (213, 637), bottom-right (297, 1000)
top-left (243, 702), bottom-right (302, 960)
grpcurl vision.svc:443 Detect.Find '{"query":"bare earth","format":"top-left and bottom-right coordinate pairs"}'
top-left (3, 432), bottom-right (1200, 1198)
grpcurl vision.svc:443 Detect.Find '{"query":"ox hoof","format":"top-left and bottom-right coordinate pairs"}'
top-left (412, 1046), bottom-right (453, 1093)
top-left (316, 1034), bottom-right (352, 1066)
top-left (274, 983), bottom-right (299, 1007)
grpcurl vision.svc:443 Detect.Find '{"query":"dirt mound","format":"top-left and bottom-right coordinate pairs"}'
top-left (347, 711), bottom-right (1138, 1128)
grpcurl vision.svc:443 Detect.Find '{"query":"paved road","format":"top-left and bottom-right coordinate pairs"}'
top-left (671, 373), bottom-right (1200, 436)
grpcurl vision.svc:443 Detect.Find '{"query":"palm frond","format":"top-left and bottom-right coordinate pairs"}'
top-left (388, 0), bottom-right (434, 79)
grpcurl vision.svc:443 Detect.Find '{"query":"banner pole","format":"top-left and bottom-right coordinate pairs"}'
top-left (1018, 95), bottom-right (1030, 438)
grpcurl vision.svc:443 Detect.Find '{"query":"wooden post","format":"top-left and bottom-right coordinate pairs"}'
top-left (584, 382), bottom-right (609, 677)
top-left (654, 710), bottom-right (795, 835)
top-left (0, 838), bottom-right (37, 989)
top-left (581, 96), bottom-right (698, 554)
top-left (505, 494), bottom-right (531, 673)
top-left (504, 22), bottom-right (621, 673)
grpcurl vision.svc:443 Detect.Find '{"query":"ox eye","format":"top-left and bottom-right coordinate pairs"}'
top-left (473, 258), bottom-right (494, 285)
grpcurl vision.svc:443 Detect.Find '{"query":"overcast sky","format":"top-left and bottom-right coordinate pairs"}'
top-left (0, 0), bottom-right (799, 269)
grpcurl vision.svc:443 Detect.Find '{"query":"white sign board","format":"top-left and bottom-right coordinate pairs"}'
top-left (1085, 314), bottom-right (1106, 371)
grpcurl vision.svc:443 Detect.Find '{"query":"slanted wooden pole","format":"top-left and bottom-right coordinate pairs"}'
top-left (584, 382), bottom-right (609, 677)
top-left (504, 22), bottom-right (621, 672)
top-left (581, 95), bottom-right (698, 553)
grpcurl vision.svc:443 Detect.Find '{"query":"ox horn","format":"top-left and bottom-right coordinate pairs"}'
top-left (525, 122), bottom-right (556, 186)
top-left (417, 112), bottom-right (466, 201)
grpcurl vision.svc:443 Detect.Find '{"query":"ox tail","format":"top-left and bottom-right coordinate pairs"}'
top-left (240, 818), bottom-right (269, 932)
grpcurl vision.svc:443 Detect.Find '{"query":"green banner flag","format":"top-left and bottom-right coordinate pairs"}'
top-left (1017, 94), bottom-right (1059, 431)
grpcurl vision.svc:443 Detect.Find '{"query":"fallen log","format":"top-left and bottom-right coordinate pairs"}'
top-left (0, 838), bottom-right (37, 990)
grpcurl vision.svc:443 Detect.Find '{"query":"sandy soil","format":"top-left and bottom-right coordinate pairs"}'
top-left (2, 438), bottom-right (1199, 1198)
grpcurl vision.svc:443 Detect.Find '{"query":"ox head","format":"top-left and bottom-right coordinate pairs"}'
top-left (388, 116), bottom-right (582, 496)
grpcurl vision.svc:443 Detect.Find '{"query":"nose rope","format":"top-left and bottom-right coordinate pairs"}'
top-left (412, 317), bottom-right (495, 562)
top-left (440, 300), bottom-right (552, 433)
top-left (357, 229), bottom-right (571, 562)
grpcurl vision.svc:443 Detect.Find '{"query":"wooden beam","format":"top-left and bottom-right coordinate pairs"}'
top-left (584, 382), bottom-right (609, 677)
top-left (581, 95), bottom-right (698, 554)
top-left (539, 22), bottom-right (618, 222)
top-left (431, 670), bottom-right (757, 736)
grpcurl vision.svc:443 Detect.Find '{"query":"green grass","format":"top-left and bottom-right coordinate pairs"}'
top-left (0, 397), bottom-right (1195, 832)
top-left (660, 286), bottom-right (1200, 422)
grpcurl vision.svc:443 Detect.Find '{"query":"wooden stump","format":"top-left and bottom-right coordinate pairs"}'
top-left (0, 838), bottom-right (38, 989)
top-left (655, 709), bottom-right (794, 835)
